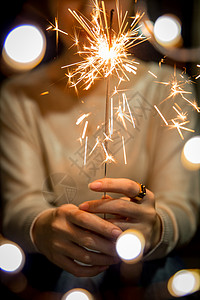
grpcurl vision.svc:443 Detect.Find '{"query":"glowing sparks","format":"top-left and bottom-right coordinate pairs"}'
top-left (172, 103), bottom-right (187, 121)
top-left (155, 66), bottom-right (198, 112)
top-left (152, 63), bottom-right (199, 140)
top-left (170, 120), bottom-right (195, 140)
top-left (61, 0), bottom-right (147, 90)
top-left (47, 17), bottom-right (69, 37)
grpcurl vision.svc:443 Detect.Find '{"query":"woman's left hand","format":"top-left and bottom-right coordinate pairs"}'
top-left (79, 178), bottom-right (162, 255)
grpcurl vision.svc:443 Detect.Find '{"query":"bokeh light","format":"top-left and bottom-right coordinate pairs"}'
top-left (154, 14), bottom-right (182, 47)
top-left (182, 136), bottom-right (200, 170)
top-left (168, 269), bottom-right (200, 297)
top-left (62, 288), bottom-right (93, 300)
top-left (116, 229), bottom-right (145, 264)
top-left (2, 24), bottom-right (46, 71)
top-left (0, 241), bottom-right (25, 273)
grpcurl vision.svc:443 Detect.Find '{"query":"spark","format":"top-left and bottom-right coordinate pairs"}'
top-left (122, 136), bottom-right (127, 164)
top-left (116, 93), bottom-right (135, 129)
top-left (76, 113), bottom-right (91, 125)
top-left (159, 56), bottom-right (166, 68)
top-left (172, 103), bottom-right (187, 121)
top-left (170, 120), bottom-right (195, 140)
top-left (82, 121), bottom-right (89, 139)
top-left (46, 17), bottom-right (69, 37)
top-left (154, 105), bottom-right (169, 126)
top-left (40, 91), bottom-right (49, 96)
top-left (84, 136), bottom-right (88, 165)
top-left (195, 64), bottom-right (200, 80)
top-left (148, 70), bottom-right (157, 78)
top-left (89, 137), bottom-right (100, 156)
top-left (102, 142), bottom-right (116, 164)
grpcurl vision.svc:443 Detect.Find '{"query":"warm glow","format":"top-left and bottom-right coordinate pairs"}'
top-left (3, 25), bottom-right (46, 70)
top-left (168, 269), bottom-right (200, 297)
top-left (154, 15), bottom-right (181, 47)
top-left (116, 229), bottom-right (145, 263)
top-left (182, 136), bottom-right (200, 170)
top-left (184, 136), bottom-right (200, 164)
top-left (0, 242), bottom-right (25, 273)
top-left (62, 288), bottom-right (93, 300)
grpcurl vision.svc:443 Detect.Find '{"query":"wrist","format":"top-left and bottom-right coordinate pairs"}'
top-left (30, 208), bottom-right (55, 252)
top-left (151, 213), bottom-right (162, 250)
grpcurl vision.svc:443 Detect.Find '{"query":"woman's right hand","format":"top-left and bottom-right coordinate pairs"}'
top-left (31, 204), bottom-right (122, 277)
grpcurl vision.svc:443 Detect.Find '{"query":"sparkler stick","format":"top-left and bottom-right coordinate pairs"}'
top-left (103, 9), bottom-right (115, 218)
top-left (104, 8), bottom-right (115, 179)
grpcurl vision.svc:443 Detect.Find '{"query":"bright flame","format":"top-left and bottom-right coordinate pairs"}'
top-left (62, 288), bottom-right (93, 300)
top-left (61, 0), bottom-right (147, 90)
top-left (116, 229), bottom-right (145, 263)
top-left (0, 242), bottom-right (25, 273)
top-left (3, 25), bottom-right (46, 70)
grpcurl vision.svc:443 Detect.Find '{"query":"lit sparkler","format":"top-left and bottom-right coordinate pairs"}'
top-left (64, 0), bottom-right (147, 169)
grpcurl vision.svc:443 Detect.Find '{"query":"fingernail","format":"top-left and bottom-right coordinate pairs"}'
top-left (112, 228), bottom-right (122, 239)
top-left (79, 203), bottom-right (89, 210)
top-left (88, 181), bottom-right (102, 190)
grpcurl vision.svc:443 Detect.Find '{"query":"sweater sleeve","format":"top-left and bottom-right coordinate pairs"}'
top-left (0, 84), bottom-right (54, 253)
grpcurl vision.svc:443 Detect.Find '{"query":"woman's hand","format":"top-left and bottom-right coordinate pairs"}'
top-left (79, 178), bottom-right (162, 255)
top-left (31, 204), bottom-right (122, 277)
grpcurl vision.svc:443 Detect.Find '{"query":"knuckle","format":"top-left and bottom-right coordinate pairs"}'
top-left (117, 200), bottom-right (128, 213)
top-left (83, 236), bottom-right (94, 249)
top-left (82, 254), bottom-right (92, 264)
top-left (125, 180), bottom-right (135, 197)
top-left (77, 211), bottom-right (89, 226)
top-left (148, 207), bottom-right (157, 221)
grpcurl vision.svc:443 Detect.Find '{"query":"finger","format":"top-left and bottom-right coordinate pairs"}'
top-left (88, 178), bottom-right (139, 198)
top-left (53, 253), bottom-right (109, 277)
top-left (108, 219), bottom-right (146, 232)
top-left (63, 221), bottom-right (119, 256)
top-left (79, 198), bottom-right (145, 220)
top-left (89, 178), bottom-right (153, 200)
top-left (63, 204), bottom-right (122, 240)
top-left (53, 240), bottom-right (120, 266)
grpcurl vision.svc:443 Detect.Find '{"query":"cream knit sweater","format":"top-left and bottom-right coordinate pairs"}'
top-left (1, 58), bottom-right (199, 260)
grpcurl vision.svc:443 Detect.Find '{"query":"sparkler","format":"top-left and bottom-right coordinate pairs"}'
top-left (62, 0), bottom-right (147, 171)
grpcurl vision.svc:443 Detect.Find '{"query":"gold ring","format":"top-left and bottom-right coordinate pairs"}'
top-left (131, 183), bottom-right (146, 201)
